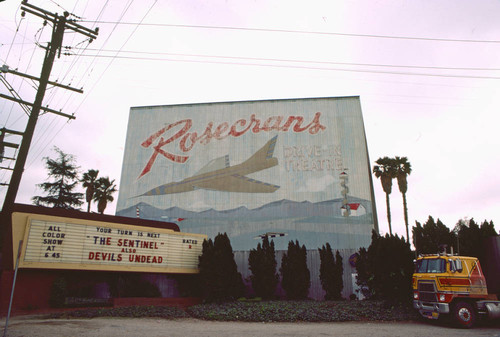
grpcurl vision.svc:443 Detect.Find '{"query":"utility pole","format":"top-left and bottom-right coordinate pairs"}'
top-left (0, 128), bottom-right (22, 164)
top-left (1, 1), bottom-right (98, 212)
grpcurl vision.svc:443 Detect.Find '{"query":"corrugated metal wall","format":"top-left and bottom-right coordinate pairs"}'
top-left (234, 249), bottom-right (359, 300)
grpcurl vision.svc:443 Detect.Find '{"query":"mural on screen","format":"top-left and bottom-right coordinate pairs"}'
top-left (116, 97), bottom-right (377, 250)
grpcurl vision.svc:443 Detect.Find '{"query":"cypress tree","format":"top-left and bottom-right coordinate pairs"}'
top-left (198, 233), bottom-right (244, 302)
top-left (333, 250), bottom-right (344, 300)
top-left (249, 236), bottom-right (278, 299)
top-left (318, 243), bottom-right (336, 300)
top-left (319, 244), bottom-right (344, 300)
top-left (198, 238), bottom-right (216, 300)
top-left (280, 240), bottom-right (310, 300)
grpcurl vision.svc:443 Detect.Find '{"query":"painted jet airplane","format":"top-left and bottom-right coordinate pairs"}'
top-left (139, 136), bottom-right (279, 196)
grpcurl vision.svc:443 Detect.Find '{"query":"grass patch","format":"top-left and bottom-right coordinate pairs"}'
top-left (50, 300), bottom-right (419, 322)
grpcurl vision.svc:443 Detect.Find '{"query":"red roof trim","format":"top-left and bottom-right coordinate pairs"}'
top-left (7, 203), bottom-right (180, 232)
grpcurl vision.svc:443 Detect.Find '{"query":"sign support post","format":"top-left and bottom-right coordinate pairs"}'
top-left (3, 240), bottom-right (23, 337)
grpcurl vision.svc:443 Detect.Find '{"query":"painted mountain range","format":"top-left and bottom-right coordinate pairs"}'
top-left (116, 198), bottom-right (375, 251)
top-left (117, 197), bottom-right (373, 223)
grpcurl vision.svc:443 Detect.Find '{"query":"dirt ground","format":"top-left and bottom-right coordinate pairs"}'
top-left (1, 316), bottom-right (500, 337)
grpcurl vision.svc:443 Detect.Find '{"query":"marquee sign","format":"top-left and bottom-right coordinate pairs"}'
top-left (17, 216), bottom-right (206, 273)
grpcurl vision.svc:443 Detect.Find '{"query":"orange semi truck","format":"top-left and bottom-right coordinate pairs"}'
top-left (412, 251), bottom-right (500, 328)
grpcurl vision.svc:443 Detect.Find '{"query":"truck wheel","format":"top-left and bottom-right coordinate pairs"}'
top-left (452, 301), bottom-right (476, 328)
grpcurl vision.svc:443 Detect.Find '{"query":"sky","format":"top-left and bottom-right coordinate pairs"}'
top-left (1, 0), bottom-right (500, 240)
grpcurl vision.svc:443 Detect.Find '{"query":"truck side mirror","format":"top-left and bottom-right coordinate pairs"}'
top-left (449, 259), bottom-right (456, 273)
top-left (449, 259), bottom-right (463, 273)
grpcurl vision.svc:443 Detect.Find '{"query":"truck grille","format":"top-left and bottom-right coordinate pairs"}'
top-left (418, 281), bottom-right (437, 302)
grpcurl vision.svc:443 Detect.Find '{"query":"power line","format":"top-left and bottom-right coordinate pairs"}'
top-left (24, 0), bottom-right (160, 170)
top-left (4, 12), bottom-right (24, 61)
top-left (63, 0), bottom-right (136, 115)
top-left (78, 21), bottom-right (500, 44)
top-left (74, 48), bottom-right (500, 72)
top-left (71, 0), bottom-right (158, 114)
top-left (74, 53), bottom-right (500, 81)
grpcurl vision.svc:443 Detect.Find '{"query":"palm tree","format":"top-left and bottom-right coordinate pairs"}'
top-left (394, 156), bottom-right (412, 242)
top-left (94, 177), bottom-right (117, 214)
top-left (373, 157), bottom-right (397, 235)
top-left (81, 169), bottom-right (99, 212)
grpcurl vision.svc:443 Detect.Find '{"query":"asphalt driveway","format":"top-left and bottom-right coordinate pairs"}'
top-left (2, 316), bottom-right (500, 337)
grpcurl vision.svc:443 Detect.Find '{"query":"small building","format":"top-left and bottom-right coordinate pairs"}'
top-left (341, 203), bottom-right (366, 217)
top-left (0, 204), bottom-right (205, 314)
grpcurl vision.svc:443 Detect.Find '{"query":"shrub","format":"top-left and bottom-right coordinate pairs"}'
top-left (116, 274), bottom-right (161, 298)
top-left (356, 231), bottom-right (413, 302)
top-left (173, 274), bottom-right (202, 297)
top-left (49, 277), bottom-right (68, 308)
top-left (186, 300), bottom-right (419, 322)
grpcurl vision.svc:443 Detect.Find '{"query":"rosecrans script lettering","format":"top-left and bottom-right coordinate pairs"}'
top-left (139, 112), bottom-right (326, 178)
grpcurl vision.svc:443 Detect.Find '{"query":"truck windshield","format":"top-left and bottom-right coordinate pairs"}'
top-left (415, 258), bottom-right (446, 273)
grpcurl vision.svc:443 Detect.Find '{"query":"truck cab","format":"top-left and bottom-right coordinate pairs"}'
top-left (413, 254), bottom-right (500, 328)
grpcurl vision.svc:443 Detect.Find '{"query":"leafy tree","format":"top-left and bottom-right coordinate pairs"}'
top-left (32, 147), bottom-right (83, 210)
top-left (318, 243), bottom-right (343, 300)
top-left (412, 216), bottom-right (455, 255)
top-left (480, 220), bottom-right (498, 237)
top-left (413, 216), bottom-right (497, 259)
top-left (394, 156), bottom-right (412, 242)
top-left (81, 169), bottom-right (99, 212)
top-left (93, 176), bottom-right (117, 214)
top-left (248, 236), bottom-right (278, 299)
top-left (356, 231), bottom-right (414, 302)
top-left (454, 218), bottom-right (497, 259)
top-left (373, 157), bottom-right (397, 235)
top-left (280, 240), bottom-right (310, 300)
top-left (198, 233), bottom-right (244, 302)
